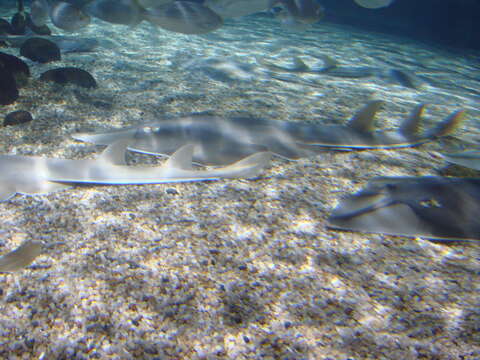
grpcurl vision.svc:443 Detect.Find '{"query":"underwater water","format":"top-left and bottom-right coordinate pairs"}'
top-left (0, 0), bottom-right (479, 359)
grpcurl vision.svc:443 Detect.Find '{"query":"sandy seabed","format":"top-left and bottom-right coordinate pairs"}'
top-left (0, 7), bottom-right (479, 360)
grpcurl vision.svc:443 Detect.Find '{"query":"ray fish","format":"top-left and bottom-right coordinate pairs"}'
top-left (436, 149), bottom-right (480, 171)
top-left (328, 176), bottom-right (480, 241)
top-left (0, 141), bottom-right (270, 201)
top-left (73, 101), bottom-right (463, 166)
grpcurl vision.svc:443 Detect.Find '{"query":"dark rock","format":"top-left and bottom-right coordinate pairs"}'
top-left (10, 12), bottom-right (27, 35)
top-left (4, 110), bottom-right (33, 126)
top-left (26, 13), bottom-right (51, 35)
top-left (40, 67), bottom-right (97, 88)
top-left (20, 37), bottom-right (61, 63)
top-left (0, 18), bottom-right (13, 35)
top-left (0, 51), bottom-right (30, 86)
top-left (0, 68), bottom-right (19, 105)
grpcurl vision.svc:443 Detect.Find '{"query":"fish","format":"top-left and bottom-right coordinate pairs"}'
top-left (0, 35), bottom-right (98, 53)
top-left (0, 141), bottom-right (270, 201)
top-left (328, 176), bottom-right (480, 241)
top-left (144, 1), bottom-right (223, 34)
top-left (30, 0), bottom-right (49, 27)
top-left (269, 0), bottom-right (324, 26)
top-left (49, 1), bottom-right (91, 31)
top-left (436, 150), bottom-right (480, 171)
top-left (73, 102), bottom-right (464, 166)
top-left (259, 55), bottom-right (420, 88)
top-left (181, 57), bottom-right (256, 82)
top-left (82, 0), bottom-right (146, 26)
top-left (0, 240), bottom-right (42, 272)
top-left (353, 0), bottom-right (395, 9)
top-left (204, 0), bottom-right (270, 19)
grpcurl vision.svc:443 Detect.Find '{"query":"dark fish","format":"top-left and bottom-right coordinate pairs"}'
top-left (269, 0), bottom-right (324, 25)
top-left (0, 35), bottom-right (98, 53)
top-left (328, 176), bottom-right (480, 241)
top-left (73, 101), bottom-right (464, 166)
top-left (145, 1), bottom-right (223, 34)
top-left (82, 0), bottom-right (146, 26)
top-left (49, 1), bottom-right (91, 31)
top-left (10, 0), bottom-right (27, 35)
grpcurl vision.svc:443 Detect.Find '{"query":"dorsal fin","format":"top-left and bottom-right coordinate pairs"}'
top-left (97, 139), bottom-right (129, 165)
top-left (424, 110), bottom-right (465, 138)
top-left (347, 100), bottom-right (384, 133)
top-left (292, 57), bottom-right (309, 71)
top-left (318, 55), bottom-right (338, 71)
top-left (398, 104), bottom-right (425, 136)
top-left (164, 144), bottom-right (194, 170)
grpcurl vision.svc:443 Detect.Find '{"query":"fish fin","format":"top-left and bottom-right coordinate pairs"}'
top-left (220, 152), bottom-right (271, 178)
top-left (398, 104), bottom-right (425, 136)
top-left (318, 55), bottom-right (338, 71)
top-left (424, 110), bottom-right (465, 138)
top-left (347, 100), bottom-right (384, 133)
top-left (97, 139), bottom-right (129, 165)
top-left (0, 240), bottom-right (42, 272)
top-left (0, 186), bottom-right (17, 202)
top-left (164, 144), bottom-right (195, 170)
top-left (292, 57), bottom-right (309, 71)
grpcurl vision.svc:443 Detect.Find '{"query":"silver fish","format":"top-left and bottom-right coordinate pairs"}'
top-left (0, 240), bottom-right (42, 272)
top-left (0, 141), bottom-right (270, 201)
top-left (73, 102), bottom-right (464, 166)
top-left (145, 1), bottom-right (223, 34)
top-left (82, 0), bottom-right (145, 26)
top-left (204, 0), bottom-right (270, 19)
top-left (328, 176), bottom-right (480, 242)
top-left (49, 1), bottom-right (91, 31)
top-left (269, 0), bottom-right (324, 25)
top-left (30, 0), bottom-right (49, 27)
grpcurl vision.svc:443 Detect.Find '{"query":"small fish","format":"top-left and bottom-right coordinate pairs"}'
top-left (145, 1), bottom-right (223, 34)
top-left (49, 1), bottom-right (91, 31)
top-left (0, 240), bottom-right (42, 272)
top-left (73, 102), bottom-right (464, 166)
top-left (328, 176), bottom-right (480, 241)
top-left (82, 0), bottom-right (146, 26)
top-left (269, 0), bottom-right (324, 25)
top-left (0, 141), bottom-right (270, 201)
top-left (354, 0), bottom-right (395, 9)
